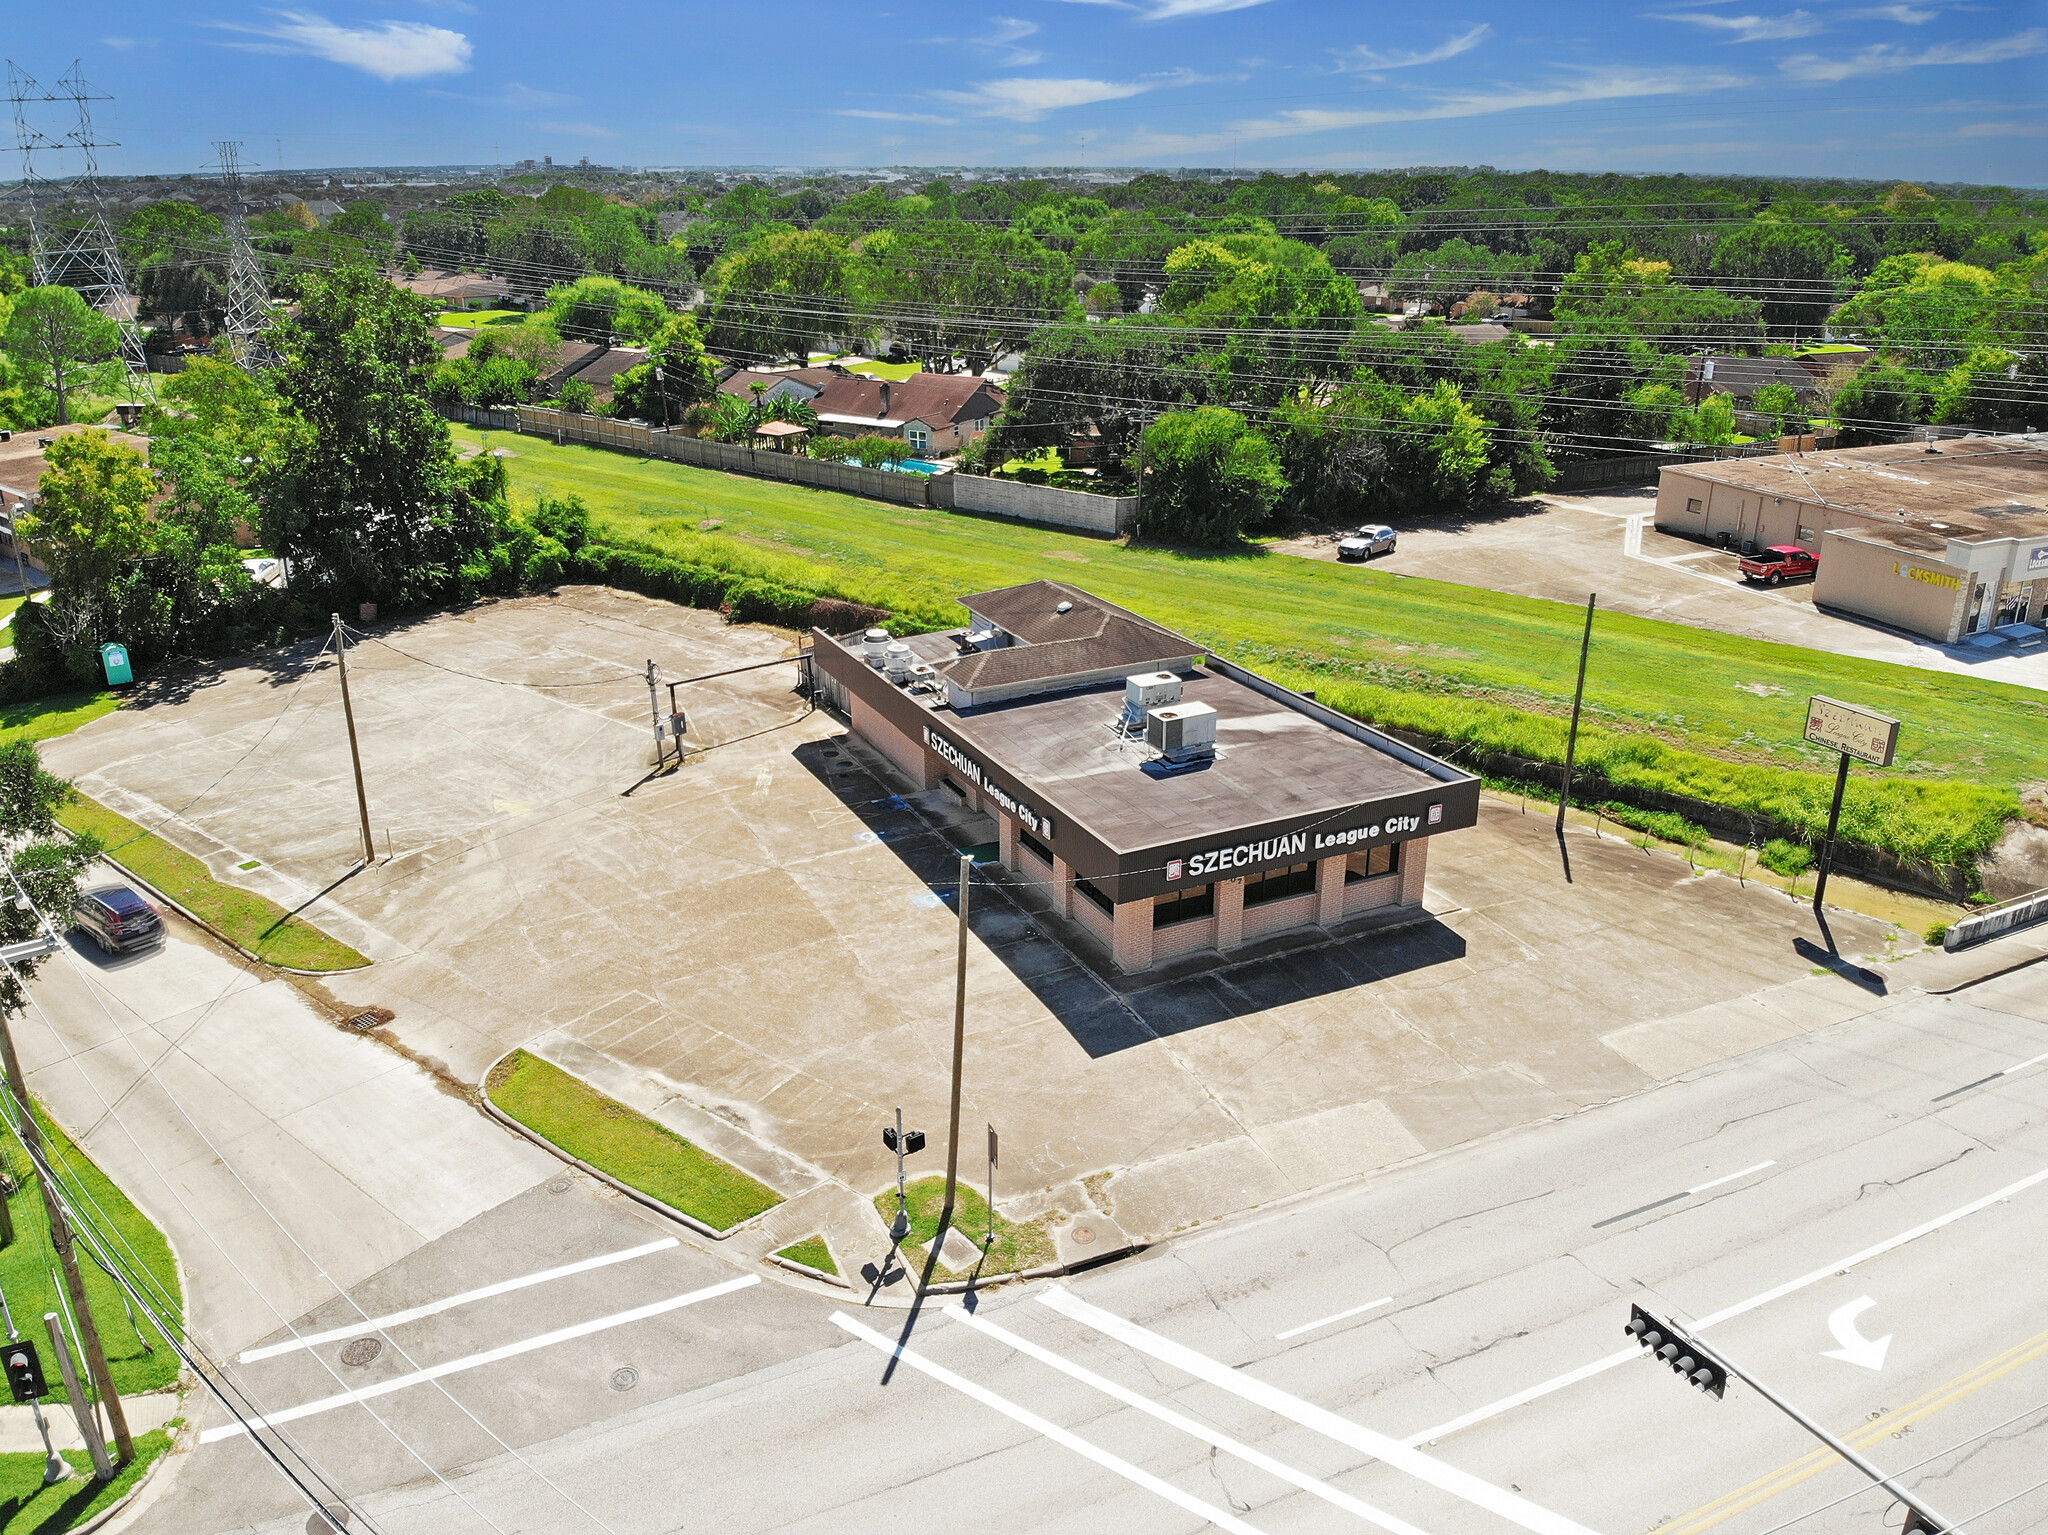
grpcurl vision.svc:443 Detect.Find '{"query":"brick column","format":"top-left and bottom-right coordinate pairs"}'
top-left (1399, 838), bottom-right (1430, 905)
top-left (997, 811), bottom-right (1018, 871)
top-left (1049, 855), bottom-right (1074, 918)
top-left (1215, 877), bottom-right (1245, 950)
top-left (1316, 854), bottom-right (1347, 928)
top-left (1111, 896), bottom-right (1153, 973)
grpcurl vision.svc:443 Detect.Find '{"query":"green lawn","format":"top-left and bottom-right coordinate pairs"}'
top-left (55, 798), bottom-right (369, 972)
top-left (774, 1236), bottom-right (838, 1275)
top-left (0, 693), bottom-right (116, 747)
top-left (462, 426), bottom-right (2046, 866)
top-left (435, 309), bottom-right (524, 328)
top-left (0, 1107), bottom-right (182, 1401)
top-left (843, 359), bottom-right (921, 381)
top-left (0, 1429), bottom-right (175, 1533)
top-left (485, 1050), bottom-right (783, 1231)
top-left (874, 1176), bottom-right (1057, 1278)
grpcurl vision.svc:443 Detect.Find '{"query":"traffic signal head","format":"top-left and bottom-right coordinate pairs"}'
top-left (5, 1341), bottom-right (47, 1404)
top-left (882, 1128), bottom-right (927, 1155)
top-left (1626, 1305), bottom-right (1725, 1398)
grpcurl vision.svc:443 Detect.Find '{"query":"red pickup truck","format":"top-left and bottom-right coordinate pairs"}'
top-left (1738, 545), bottom-right (1819, 586)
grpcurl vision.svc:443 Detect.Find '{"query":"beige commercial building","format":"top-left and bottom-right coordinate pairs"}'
top-left (1654, 434), bottom-right (2048, 644)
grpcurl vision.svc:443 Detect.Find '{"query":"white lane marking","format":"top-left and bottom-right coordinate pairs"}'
top-left (1404, 1161), bottom-right (2048, 1446)
top-left (1821, 1296), bottom-right (1891, 1371)
top-left (1623, 515), bottom-right (1644, 559)
top-left (949, 1306), bottom-right (1433, 1535)
top-left (1039, 1288), bottom-right (1598, 1535)
top-left (1688, 1161), bottom-right (1777, 1197)
top-left (829, 1312), bottom-right (1266, 1535)
top-left (238, 1237), bottom-right (681, 1362)
top-left (202, 1276), bottom-right (756, 1443)
top-left (1277, 1295), bottom-right (1395, 1342)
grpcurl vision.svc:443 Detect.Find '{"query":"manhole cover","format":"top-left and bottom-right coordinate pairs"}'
top-left (548, 1178), bottom-right (571, 1194)
top-left (340, 1337), bottom-right (383, 1367)
top-left (609, 1366), bottom-right (639, 1392)
top-left (1070, 1225), bottom-right (1096, 1245)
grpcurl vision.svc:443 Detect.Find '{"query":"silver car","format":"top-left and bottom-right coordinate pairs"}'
top-left (1336, 525), bottom-right (1397, 561)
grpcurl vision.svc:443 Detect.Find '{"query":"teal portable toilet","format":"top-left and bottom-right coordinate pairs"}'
top-left (99, 642), bottom-right (133, 686)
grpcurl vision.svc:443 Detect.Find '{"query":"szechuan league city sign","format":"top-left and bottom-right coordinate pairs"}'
top-left (1804, 696), bottom-right (1901, 768)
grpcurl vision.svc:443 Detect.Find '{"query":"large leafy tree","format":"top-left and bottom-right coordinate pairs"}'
top-left (0, 740), bottom-right (100, 1020)
top-left (1710, 221), bottom-right (1855, 336)
top-left (3, 286), bottom-right (122, 425)
top-left (17, 430), bottom-right (158, 673)
top-left (543, 275), bottom-right (671, 344)
top-left (121, 200), bottom-right (227, 337)
top-left (610, 314), bottom-right (716, 423)
top-left (1136, 407), bottom-right (1287, 547)
top-left (706, 229), bottom-right (854, 362)
top-left (853, 221), bottom-right (1074, 370)
top-left (258, 266), bottom-right (504, 607)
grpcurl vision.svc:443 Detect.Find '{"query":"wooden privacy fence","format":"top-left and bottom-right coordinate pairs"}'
top-left (443, 404), bottom-right (1136, 531)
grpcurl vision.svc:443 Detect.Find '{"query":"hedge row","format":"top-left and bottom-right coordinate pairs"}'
top-left (568, 544), bottom-right (890, 633)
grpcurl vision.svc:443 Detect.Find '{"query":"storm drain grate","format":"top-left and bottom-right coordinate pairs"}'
top-left (340, 1337), bottom-right (383, 1367)
top-left (345, 1008), bottom-right (394, 1032)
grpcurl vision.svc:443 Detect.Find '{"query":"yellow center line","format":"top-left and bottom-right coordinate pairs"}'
top-left (1656, 1325), bottom-right (2048, 1535)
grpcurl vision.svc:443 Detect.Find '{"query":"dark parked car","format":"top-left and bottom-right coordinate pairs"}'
top-left (74, 886), bottom-right (163, 954)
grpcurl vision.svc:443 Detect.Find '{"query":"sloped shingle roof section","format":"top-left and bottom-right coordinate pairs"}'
top-left (816, 372), bottom-right (1005, 429)
top-left (944, 581), bottom-right (1199, 695)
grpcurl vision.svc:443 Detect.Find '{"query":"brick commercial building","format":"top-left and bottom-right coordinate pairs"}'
top-left (812, 581), bottom-right (1479, 974)
top-left (1654, 434), bottom-right (2048, 643)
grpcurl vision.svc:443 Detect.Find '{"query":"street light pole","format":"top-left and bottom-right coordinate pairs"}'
top-left (936, 853), bottom-right (971, 1246)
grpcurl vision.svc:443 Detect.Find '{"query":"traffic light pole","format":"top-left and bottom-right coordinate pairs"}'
top-left (0, 1285), bottom-right (64, 1485)
top-left (0, 1015), bottom-right (132, 1460)
top-left (1631, 1308), bottom-right (1959, 1533)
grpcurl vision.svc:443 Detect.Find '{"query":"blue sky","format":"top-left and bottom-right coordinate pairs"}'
top-left (10, 1), bottom-right (2046, 183)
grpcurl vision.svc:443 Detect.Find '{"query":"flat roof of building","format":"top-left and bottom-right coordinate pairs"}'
top-left (1666, 433), bottom-right (2048, 541)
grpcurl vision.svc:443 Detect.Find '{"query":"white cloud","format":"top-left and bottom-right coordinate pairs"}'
top-left (1330, 25), bottom-right (1493, 72)
top-left (1141, 0), bottom-right (1277, 15)
top-left (100, 36), bottom-right (155, 49)
top-left (1955, 120), bottom-right (2048, 137)
top-left (1109, 65), bottom-right (1747, 156)
top-left (922, 16), bottom-right (1043, 66)
top-left (426, 80), bottom-right (576, 108)
top-left (1780, 27), bottom-right (2048, 81)
top-left (831, 109), bottom-right (959, 124)
top-left (212, 11), bottom-right (473, 81)
top-left (1841, 4), bottom-right (1943, 21)
top-left (1646, 10), bottom-right (1824, 42)
top-left (933, 74), bottom-right (1161, 120)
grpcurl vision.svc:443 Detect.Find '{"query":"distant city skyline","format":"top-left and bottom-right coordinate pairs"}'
top-left (6, 1), bottom-right (2045, 186)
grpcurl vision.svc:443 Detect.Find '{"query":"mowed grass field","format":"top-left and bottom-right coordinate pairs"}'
top-left (463, 427), bottom-right (2048, 793)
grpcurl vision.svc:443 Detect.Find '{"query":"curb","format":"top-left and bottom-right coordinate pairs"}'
top-left (767, 1254), bottom-right (852, 1289)
top-left (85, 850), bottom-right (373, 978)
top-left (1923, 942), bottom-right (2048, 996)
top-left (477, 1051), bottom-right (783, 1243)
top-left (870, 1246), bottom-right (1146, 1300)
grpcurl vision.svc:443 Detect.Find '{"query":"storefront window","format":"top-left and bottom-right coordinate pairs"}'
top-left (1345, 843), bottom-right (1400, 883)
top-left (1244, 862), bottom-right (1317, 906)
top-left (1018, 827), bottom-right (1052, 865)
top-left (1074, 876), bottom-right (1114, 915)
top-left (1153, 884), bottom-right (1214, 928)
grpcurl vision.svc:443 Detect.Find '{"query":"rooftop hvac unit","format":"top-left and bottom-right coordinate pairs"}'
top-left (883, 642), bottom-right (913, 682)
top-left (1146, 701), bottom-right (1218, 762)
top-left (964, 629), bottom-right (1005, 651)
top-left (863, 628), bottom-right (892, 668)
top-left (1121, 671), bottom-right (1182, 729)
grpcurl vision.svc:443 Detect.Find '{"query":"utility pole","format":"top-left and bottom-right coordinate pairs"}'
top-left (330, 614), bottom-right (375, 866)
top-left (936, 852), bottom-right (972, 1246)
top-left (214, 141), bottom-right (274, 371)
top-left (646, 659), bottom-right (666, 769)
top-left (45, 1313), bottom-right (111, 1478)
top-left (0, 1016), bottom-right (132, 1461)
top-left (1554, 593), bottom-right (1596, 881)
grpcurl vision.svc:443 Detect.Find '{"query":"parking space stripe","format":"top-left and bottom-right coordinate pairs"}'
top-left (1276, 1295), bottom-right (1396, 1341)
top-left (947, 1306), bottom-right (1433, 1535)
top-left (1039, 1288), bottom-right (1598, 1535)
top-left (830, 1311), bottom-right (1266, 1535)
top-left (238, 1238), bottom-right (682, 1362)
top-left (202, 1275), bottom-right (755, 1443)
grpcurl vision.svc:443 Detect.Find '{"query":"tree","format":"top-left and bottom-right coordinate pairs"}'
top-left (1752, 381), bottom-right (1805, 439)
top-left (17, 430), bottom-right (157, 674)
top-left (4, 286), bottom-right (121, 425)
top-left (258, 265), bottom-right (506, 607)
top-left (1677, 392), bottom-right (1739, 446)
top-left (1136, 408), bottom-right (1286, 547)
top-left (543, 275), bottom-right (670, 344)
top-left (121, 200), bottom-right (227, 337)
top-left (706, 229), bottom-right (854, 361)
top-left (1831, 360), bottom-right (1933, 441)
top-left (853, 221), bottom-right (1074, 370)
top-left (554, 377), bottom-right (596, 414)
top-left (0, 741), bottom-right (100, 1020)
top-left (1931, 347), bottom-right (2048, 432)
top-left (610, 314), bottom-right (715, 423)
top-left (1711, 222), bottom-right (1854, 336)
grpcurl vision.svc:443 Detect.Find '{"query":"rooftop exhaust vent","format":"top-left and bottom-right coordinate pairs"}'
top-left (1055, 600), bottom-right (1073, 614)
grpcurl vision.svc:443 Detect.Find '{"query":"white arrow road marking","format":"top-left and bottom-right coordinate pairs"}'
top-left (1821, 1296), bottom-right (1891, 1371)
top-left (945, 1306), bottom-right (1433, 1535)
top-left (202, 1276), bottom-right (757, 1443)
top-left (1039, 1287), bottom-right (1601, 1535)
top-left (830, 1312), bottom-right (1266, 1535)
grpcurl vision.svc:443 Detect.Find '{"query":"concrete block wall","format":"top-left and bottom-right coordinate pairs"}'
top-left (1344, 873), bottom-right (1402, 916)
top-left (852, 698), bottom-right (929, 786)
top-left (939, 473), bottom-right (1138, 535)
top-left (1241, 889), bottom-right (1319, 941)
top-left (1151, 910), bottom-right (1219, 961)
top-left (1214, 878), bottom-right (1245, 950)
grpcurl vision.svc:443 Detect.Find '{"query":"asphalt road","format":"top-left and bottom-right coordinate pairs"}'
top-left (157, 950), bottom-right (2048, 1535)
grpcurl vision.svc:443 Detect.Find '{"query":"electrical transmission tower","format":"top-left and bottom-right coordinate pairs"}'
top-left (213, 140), bottom-right (275, 368)
top-left (5, 60), bottom-right (150, 393)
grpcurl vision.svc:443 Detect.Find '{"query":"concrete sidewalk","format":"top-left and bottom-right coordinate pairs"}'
top-left (18, 910), bottom-right (558, 1359)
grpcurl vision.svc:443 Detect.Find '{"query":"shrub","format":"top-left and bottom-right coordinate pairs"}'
top-left (1759, 838), bottom-right (1813, 877)
top-left (1924, 919), bottom-right (1952, 947)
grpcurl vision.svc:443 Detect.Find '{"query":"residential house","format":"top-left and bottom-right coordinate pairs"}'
top-left (716, 367), bottom-right (1006, 456)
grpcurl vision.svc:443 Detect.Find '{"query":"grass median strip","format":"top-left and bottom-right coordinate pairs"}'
top-left (774, 1236), bottom-right (838, 1276)
top-left (876, 1176), bottom-right (1058, 1280)
top-left (485, 1050), bottom-right (783, 1232)
top-left (54, 797), bottom-right (369, 973)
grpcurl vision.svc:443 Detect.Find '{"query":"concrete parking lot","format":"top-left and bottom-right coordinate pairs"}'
top-left (1276, 487), bottom-right (2048, 690)
top-left (47, 588), bottom-right (1914, 1254)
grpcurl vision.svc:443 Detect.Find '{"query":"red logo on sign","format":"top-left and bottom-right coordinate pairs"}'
top-left (1165, 859), bottom-right (1184, 881)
